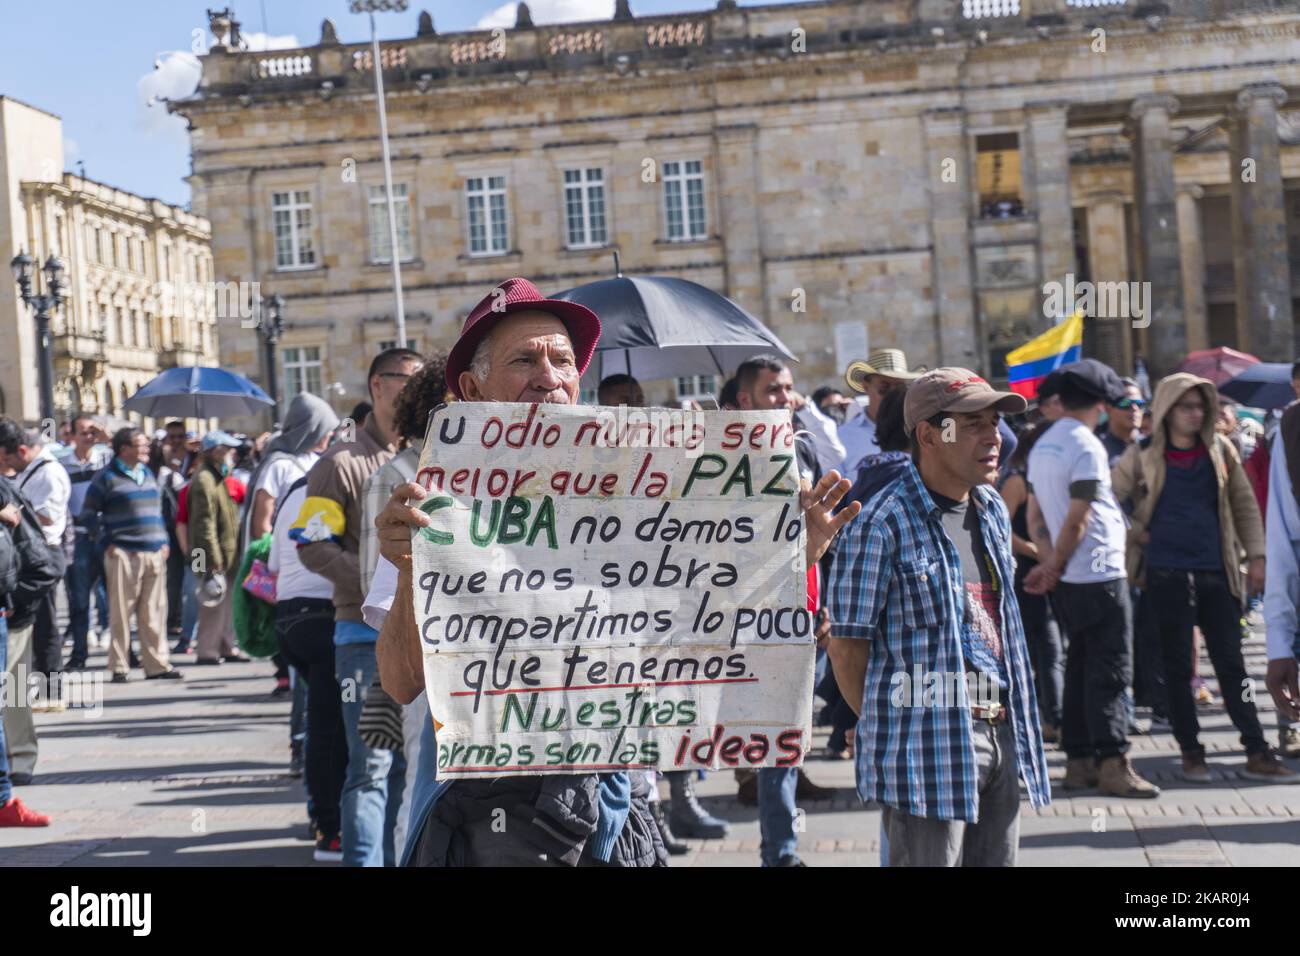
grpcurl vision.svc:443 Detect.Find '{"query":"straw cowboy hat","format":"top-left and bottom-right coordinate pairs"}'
top-left (845, 348), bottom-right (923, 393)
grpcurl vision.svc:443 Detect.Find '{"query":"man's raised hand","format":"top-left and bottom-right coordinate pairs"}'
top-left (376, 482), bottom-right (431, 568)
top-left (802, 470), bottom-right (859, 570)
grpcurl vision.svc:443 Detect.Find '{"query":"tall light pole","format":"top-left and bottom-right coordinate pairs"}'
top-left (258, 292), bottom-right (284, 424)
top-left (351, 0), bottom-right (408, 349)
top-left (10, 251), bottom-right (67, 423)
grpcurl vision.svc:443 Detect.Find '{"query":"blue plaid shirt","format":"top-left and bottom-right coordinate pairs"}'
top-left (830, 462), bottom-right (1051, 821)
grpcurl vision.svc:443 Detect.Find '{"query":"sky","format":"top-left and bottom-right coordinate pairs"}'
top-left (0, 0), bottom-right (807, 208)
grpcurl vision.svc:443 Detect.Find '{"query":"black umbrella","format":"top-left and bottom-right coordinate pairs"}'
top-left (552, 257), bottom-right (795, 384)
top-left (1219, 362), bottom-right (1293, 411)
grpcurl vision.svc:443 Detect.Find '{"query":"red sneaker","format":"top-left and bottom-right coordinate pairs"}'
top-left (0, 796), bottom-right (51, 827)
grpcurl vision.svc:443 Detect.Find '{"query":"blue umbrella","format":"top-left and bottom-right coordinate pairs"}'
top-left (1218, 362), bottom-right (1293, 411)
top-left (124, 366), bottom-right (273, 420)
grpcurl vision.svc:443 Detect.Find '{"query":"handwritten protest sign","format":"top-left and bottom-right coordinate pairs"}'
top-left (412, 402), bottom-right (813, 779)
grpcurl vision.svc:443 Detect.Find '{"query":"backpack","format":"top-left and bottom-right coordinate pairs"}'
top-left (1, 480), bottom-right (65, 618)
top-left (0, 523), bottom-right (20, 599)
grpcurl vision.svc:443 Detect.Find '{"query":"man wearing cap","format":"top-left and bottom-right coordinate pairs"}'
top-left (295, 346), bottom-right (422, 867)
top-left (1023, 359), bottom-right (1160, 799)
top-left (189, 430), bottom-right (245, 665)
top-left (371, 278), bottom-right (857, 866)
top-left (841, 349), bottom-right (920, 477)
top-left (828, 368), bottom-right (1050, 866)
top-left (79, 427), bottom-right (181, 682)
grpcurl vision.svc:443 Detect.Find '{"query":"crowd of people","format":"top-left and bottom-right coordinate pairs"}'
top-left (1, 272), bottom-right (1298, 869)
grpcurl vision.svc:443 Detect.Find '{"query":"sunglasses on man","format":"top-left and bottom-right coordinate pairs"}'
top-left (1114, 397), bottom-right (1146, 410)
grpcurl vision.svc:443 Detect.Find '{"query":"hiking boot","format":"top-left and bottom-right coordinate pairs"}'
top-left (667, 771), bottom-right (729, 839)
top-left (1062, 756), bottom-right (1098, 790)
top-left (1098, 755), bottom-right (1161, 799)
top-left (1279, 727), bottom-right (1300, 758)
top-left (0, 797), bottom-right (50, 827)
top-left (1181, 751), bottom-right (1212, 784)
top-left (1242, 750), bottom-right (1298, 782)
top-left (795, 768), bottom-right (833, 800)
top-left (650, 800), bottom-right (689, 856)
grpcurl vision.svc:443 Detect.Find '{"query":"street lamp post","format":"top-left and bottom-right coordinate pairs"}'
top-left (350, 0), bottom-right (408, 349)
top-left (10, 250), bottom-right (67, 423)
top-left (259, 293), bottom-right (285, 423)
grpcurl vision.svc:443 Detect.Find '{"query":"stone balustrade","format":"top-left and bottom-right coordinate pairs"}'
top-left (188, 0), bottom-right (1244, 100)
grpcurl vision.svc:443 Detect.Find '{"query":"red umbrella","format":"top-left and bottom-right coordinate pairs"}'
top-left (1175, 347), bottom-right (1259, 386)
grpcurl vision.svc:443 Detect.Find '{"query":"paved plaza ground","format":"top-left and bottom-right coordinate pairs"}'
top-left (3, 626), bottom-right (1298, 867)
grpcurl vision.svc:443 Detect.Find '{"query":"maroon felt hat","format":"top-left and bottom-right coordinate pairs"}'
top-left (445, 277), bottom-right (601, 400)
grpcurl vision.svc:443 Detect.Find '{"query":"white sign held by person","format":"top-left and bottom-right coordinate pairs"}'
top-left (411, 402), bottom-right (813, 779)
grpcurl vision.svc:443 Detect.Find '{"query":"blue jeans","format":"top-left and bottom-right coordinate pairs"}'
top-left (758, 766), bottom-right (798, 866)
top-left (179, 566), bottom-right (200, 644)
top-left (0, 615), bottom-right (12, 804)
top-left (335, 638), bottom-right (406, 867)
top-left (65, 534), bottom-right (108, 663)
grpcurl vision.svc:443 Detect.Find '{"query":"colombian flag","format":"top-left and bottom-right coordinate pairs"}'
top-left (1005, 311), bottom-right (1084, 399)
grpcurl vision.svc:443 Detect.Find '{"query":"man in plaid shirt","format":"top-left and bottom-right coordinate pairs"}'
top-left (829, 368), bottom-right (1051, 866)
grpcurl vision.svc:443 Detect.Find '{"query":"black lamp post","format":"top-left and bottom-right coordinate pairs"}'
top-left (259, 292), bottom-right (284, 421)
top-left (10, 250), bottom-right (66, 423)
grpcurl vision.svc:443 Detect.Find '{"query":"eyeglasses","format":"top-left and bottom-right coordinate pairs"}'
top-left (1115, 398), bottom-right (1146, 409)
top-left (377, 370), bottom-right (417, 381)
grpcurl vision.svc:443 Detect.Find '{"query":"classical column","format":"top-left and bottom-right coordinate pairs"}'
top-left (922, 107), bottom-right (979, 368)
top-left (1128, 94), bottom-right (1185, 375)
top-left (1175, 183), bottom-right (1209, 353)
top-left (1026, 101), bottom-right (1076, 311)
top-left (1230, 83), bottom-right (1293, 359)
top-left (713, 125), bottom-right (766, 319)
top-left (1084, 191), bottom-right (1132, 374)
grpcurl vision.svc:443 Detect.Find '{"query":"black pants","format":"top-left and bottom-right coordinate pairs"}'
top-left (31, 588), bottom-right (60, 691)
top-left (166, 543), bottom-right (184, 633)
top-left (1016, 583), bottom-right (1063, 727)
top-left (1132, 588), bottom-right (1167, 715)
top-left (1054, 579), bottom-right (1131, 761)
top-left (276, 597), bottom-right (347, 839)
top-left (1145, 568), bottom-right (1266, 757)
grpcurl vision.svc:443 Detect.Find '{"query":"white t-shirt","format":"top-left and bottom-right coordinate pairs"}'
top-left (20, 446), bottom-right (72, 547)
top-left (257, 452), bottom-right (319, 503)
top-left (268, 481), bottom-right (333, 601)
top-left (1027, 416), bottom-right (1127, 584)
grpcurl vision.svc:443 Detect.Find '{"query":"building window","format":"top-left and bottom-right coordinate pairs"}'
top-left (563, 168), bottom-right (607, 248)
top-left (976, 133), bottom-right (1024, 218)
top-left (122, 308), bottom-right (133, 347)
top-left (675, 374), bottom-right (716, 401)
top-left (378, 338), bottom-right (419, 352)
top-left (465, 176), bottom-right (509, 256)
top-left (368, 183), bottom-right (415, 263)
top-left (103, 305), bottom-right (115, 344)
top-left (283, 346), bottom-right (323, 397)
top-left (663, 160), bottom-right (707, 241)
top-left (272, 190), bottom-right (317, 269)
top-left (161, 245), bottom-right (171, 279)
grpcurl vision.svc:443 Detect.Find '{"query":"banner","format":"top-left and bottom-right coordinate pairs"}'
top-left (411, 402), bottom-right (813, 779)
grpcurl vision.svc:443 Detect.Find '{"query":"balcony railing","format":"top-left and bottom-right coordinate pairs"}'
top-left (53, 331), bottom-right (107, 363)
top-left (181, 0), bottom-right (1206, 102)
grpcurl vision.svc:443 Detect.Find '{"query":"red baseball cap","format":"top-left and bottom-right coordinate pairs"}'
top-left (445, 277), bottom-right (602, 400)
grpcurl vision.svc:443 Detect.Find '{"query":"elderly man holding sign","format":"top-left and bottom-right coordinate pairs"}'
top-left (371, 277), bottom-right (859, 867)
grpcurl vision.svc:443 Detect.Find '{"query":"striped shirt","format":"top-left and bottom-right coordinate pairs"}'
top-left (830, 461), bottom-right (1051, 821)
top-left (64, 445), bottom-right (113, 532)
top-left (79, 458), bottom-right (168, 552)
top-left (360, 440), bottom-right (421, 597)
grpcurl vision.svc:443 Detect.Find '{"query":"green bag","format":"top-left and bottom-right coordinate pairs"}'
top-left (232, 533), bottom-right (278, 659)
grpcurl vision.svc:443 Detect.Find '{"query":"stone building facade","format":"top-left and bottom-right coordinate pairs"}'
top-left (173, 0), bottom-right (1300, 416)
top-left (0, 97), bottom-right (219, 425)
